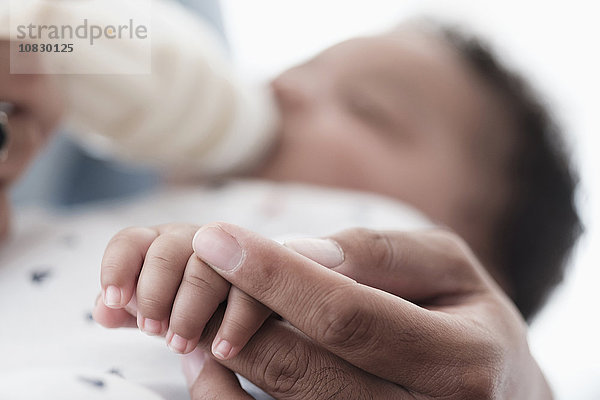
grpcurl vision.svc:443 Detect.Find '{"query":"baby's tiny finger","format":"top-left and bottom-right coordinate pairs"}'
top-left (93, 294), bottom-right (138, 329)
top-left (167, 255), bottom-right (230, 354)
top-left (136, 227), bottom-right (197, 335)
top-left (212, 287), bottom-right (272, 360)
top-left (101, 227), bottom-right (159, 309)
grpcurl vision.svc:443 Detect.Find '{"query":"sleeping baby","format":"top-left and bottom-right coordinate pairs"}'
top-left (71, 0), bottom-right (580, 367)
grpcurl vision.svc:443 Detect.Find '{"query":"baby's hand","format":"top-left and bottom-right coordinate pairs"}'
top-left (93, 224), bottom-right (272, 360)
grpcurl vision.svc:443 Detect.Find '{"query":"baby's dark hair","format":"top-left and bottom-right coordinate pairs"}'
top-left (436, 25), bottom-right (582, 322)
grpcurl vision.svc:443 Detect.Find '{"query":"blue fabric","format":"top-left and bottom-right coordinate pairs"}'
top-left (12, 0), bottom-right (227, 208)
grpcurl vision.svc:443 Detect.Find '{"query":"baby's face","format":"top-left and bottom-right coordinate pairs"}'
top-left (259, 28), bottom-right (512, 258)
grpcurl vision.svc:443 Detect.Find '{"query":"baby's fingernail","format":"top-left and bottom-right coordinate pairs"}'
top-left (284, 238), bottom-right (344, 268)
top-left (167, 331), bottom-right (193, 354)
top-left (193, 226), bottom-right (244, 272)
top-left (181, 348), bottom-right (206, 387)
top-left (104, 285), bottom-right (122, 308)
top-left (138, 315), bottom-right (165, 336)
top-left (212, 338), bottom-right (233, 360)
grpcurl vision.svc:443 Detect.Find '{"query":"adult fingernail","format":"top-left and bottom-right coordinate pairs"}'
top-left (212, 338), bottom-right (233, 360)
top-left (181, 348), bottom-right (207, 387)
top-left (103, 285), bottom-right (122, 308)
top-left (284, 238), bottom-right (344, 268)
top-left (193, 225), bottom-right (244, 272)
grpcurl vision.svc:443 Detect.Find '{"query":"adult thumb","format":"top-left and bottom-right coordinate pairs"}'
top-left (285, 228), bottom-right (489, 303)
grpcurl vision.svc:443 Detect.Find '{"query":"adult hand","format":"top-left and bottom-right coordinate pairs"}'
top-left (182, 224), bottom-right (552, 399)
top-left (0, 40), bottom-right (63, 239)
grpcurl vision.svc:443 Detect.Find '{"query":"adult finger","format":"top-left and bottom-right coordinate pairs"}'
top-left (197, 309), bottom-right (408, 400)
top-left (183, 349), bottom-right (254, 400)
top-left (136, 225), bottom-right (198, 335)
top-left (192, 223), bottom-right (497, 394)
top-left (191, 224), bottom-right (437, 388)
top-left (100, 226), bottom-right (159, 309)
top-left (285, 228), bottom-right (490, 303)
top-left (211, 286), bottom-right (272, 360)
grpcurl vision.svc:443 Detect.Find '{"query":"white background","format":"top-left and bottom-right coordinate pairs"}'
top-left (220, 1), bottom-right (600, 398)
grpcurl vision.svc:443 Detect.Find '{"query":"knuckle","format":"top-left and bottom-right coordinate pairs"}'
top-left (242, 259), bottom-right (282, 305)
top-left (105, 227), bottom-right (157, 254)
top-left (146, 240), bottom-right (189, 271)
top-left (159, 223), bottom-right (200, 234)
top-left (341, 227), bottom-right (384, 251)
top-left (431, 230), bottom-right (470, 260)
top-left (112, 226), bottom-right (153, 242)
top-left (100, 262), bottom-right (131, 288)
top-left (164, 227), bottom-right (196, 241)
top-left (100, 261), bottom-right (122, 275)
top-left (311, 365), bottom-right (374, 400)
top-left (458, 367), bottom-right (500, 400)
top-left (341, 227), bottom-right (374, 238)
top-left (222, 317), bottom-right (256, 339)
top-left (260, 341), bottom-right (311, 396)
top-left (255, 334), bottom-right (375, 400)
top-left (315, 292), bottom-right (374, 350)
top-left (352, 228), bottom-right (397, 272)
top-left (183, 258), bottom-right (229, 296)
top-left (106, 232), bottom-right (136, 250)
top-left (146, 253), bottom-right (173, 267)
top-left (144, 254), bottom-right (182, 278)
top-left (170, 313), bottom-right (203, 338)
top-left (136, 293), bottom-right (168, 317)
top-left (234, 291), bottom-right (262, 308)
top-left (429, 229), bottom-right (479, 277)
top-left (183, 272), bottom-right (220, 297)
top-left (155, 230), bottom-right (194, 251)
top-left (337, 227), bottom-right (399, 274)
top-left (444, 335), bottom-right (503, 400)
